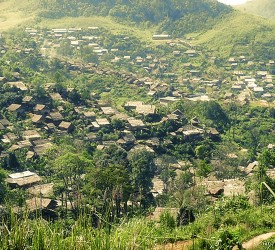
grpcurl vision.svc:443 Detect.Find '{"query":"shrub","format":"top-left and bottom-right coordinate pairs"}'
top-left (159, 211), bottom-right (176, 229)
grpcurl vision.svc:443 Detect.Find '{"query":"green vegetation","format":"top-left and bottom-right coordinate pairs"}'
top-left (38, 16), bottom-right (156, 42)
top-left (1, 0), bottom-right (275, 61)
top-left (37, 0), bottom-right (231, 36)
top-left (0, 201), bottom-right (274, 249)
top-left (0, 1), bottom-right (274, 249)
top-left (256, 236), bottom-right (275, 250)
top-left (195, 11), bottom-right (275, 58)
top-left (238, 0), bottom-right (275, 20)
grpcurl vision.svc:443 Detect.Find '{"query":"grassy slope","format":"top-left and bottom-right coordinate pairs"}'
top-left (37, 16), bottom-right (157, 42)
top-left (0, 1), bottom-right (156, 43)
top-left (35, 10), bottom-right (275, 58)
top-left (2, 0), bottom-right (275, 55)
top-left (194, 10), bottom-right (275, 57)
top-left (237, 0), bottom-right (275, 20)
top-left (0, 0), bottom-right (40, 31)
top-left (0, 0), bottom-right (156, 42)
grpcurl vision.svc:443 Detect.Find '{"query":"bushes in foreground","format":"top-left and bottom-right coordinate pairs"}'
top-left (0, 202), bottom-right (274, 250)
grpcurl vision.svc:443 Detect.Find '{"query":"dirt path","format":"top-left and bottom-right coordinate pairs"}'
top-left (155, 232), bottom-right (275, 250)
top-left (241, 232), bottom-right (275, 250)
top-left (232, 232), bottom-right (275, 250)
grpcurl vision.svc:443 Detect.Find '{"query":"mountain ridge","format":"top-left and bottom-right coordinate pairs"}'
top-left (237, 0), bottom-right (275, 20)
top-left (36, 0), bottom-right (232, 36)
top-left (2, 0), bottom-right (275, 59)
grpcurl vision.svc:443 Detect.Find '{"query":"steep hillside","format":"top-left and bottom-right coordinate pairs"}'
top-left (0, 0), bottom-right (233, 36)
top-left (195, 10), bottom-right (275, 58)
top-left (237, 0), bottom-right (275, 20)
top-left (2, 0), bottom-right (275, 60)
top-left (36, 0), bottom-right (232, 36)
top-left (0, 0), bottom-right (39, 31)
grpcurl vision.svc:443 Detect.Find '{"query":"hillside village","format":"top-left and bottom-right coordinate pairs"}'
top-left (25, 26), bottom-right (275, 103)
top-left (0, 0), bottom-right (274, 249)
top-left (0, 26), bottom-right (273, 218)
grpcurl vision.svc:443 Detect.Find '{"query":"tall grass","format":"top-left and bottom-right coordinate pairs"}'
top-left (0, 204), bottom-right (274, 249)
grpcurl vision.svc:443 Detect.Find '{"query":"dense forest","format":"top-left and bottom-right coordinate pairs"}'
top-left (38, 0), bottom-right (232, 35)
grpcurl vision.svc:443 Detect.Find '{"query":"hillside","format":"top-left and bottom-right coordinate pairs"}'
top-left (0, 0), bottom-right (39, 31)
top-left (0, 0), bottom-right (232, 36)
top-left (2, 0), bottom-right (275, 57)
top-left (37, 0), bottom-right (233, 36)
top-left (195, 10), bottom-right (275, 58)
top-left (237, 0), bottom-right (275, 20)
top-left (0, 0), bottom-right (274, 249)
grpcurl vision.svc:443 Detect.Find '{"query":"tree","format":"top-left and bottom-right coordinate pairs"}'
top-left (200, 101), bottom-right (230, 131)
top-left (67, 90), bottom-right (82, 105)
top-left (156, 154), bottom-right (177, 192)
top-left (84, 145), bottom-right (131, 218)
top-left (257, 149), bottom-right (275, 204)
top-left (79, 46), bottom-right (99, 64)
top-left (128, 150), bottom-right (156, 207)
top-left (195, 139), bottom-right (214, 162)
top-left (0, 168), bottom-right (7, 203)
top-left (197, 160), bottom-right (212, 178)
top-left (57, 40), bottom-right (73, 57)
top-left (32, 82), bottom-right (48, 100)
top-left (85, 163), bottom-right (131, 219)
top-left (2, 153), bottom-right (21, 171)
top-left (111, 119), bottom-right (125, 130)
top-left (52, 152), bottom-right (93, 212)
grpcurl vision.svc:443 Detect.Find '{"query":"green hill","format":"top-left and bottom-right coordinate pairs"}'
top-left (237, 0), bottom-right (275, 20)
top-left (2, 0), bottom-right (275, 59)
top-left (195, 10), bottom-right (275, 58)
top-left (0, 0), bottom-right (40, 31)
top-left (36, 0), bottom-right (232, 36)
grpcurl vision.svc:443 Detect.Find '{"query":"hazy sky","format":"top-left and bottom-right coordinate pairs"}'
top-left (218, 0), bottom-right (248, 5)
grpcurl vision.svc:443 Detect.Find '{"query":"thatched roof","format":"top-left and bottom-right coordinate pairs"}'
top-left (22, 96), bottom-right (33, 103)
top-left (136, 105), bottom-right (156, 115)
top-left (124, 101), bottom-right (144, 109)
top-left (22, 130), bottom-right (41, 140)
top-left (6, 81), bottom-right (27, 91)
top-left (0, 119), bottom-right (11, 126)
top-left (83, 111), bottom-right (96, 118)
top-left (151, 177), bottom-right (164, 196)
top-left (58, 121), bottom-right (73, 130)
top-left (7, 104), bottom-right (22, 112)
top-left (49, 111), bottom-right (63, 121)
top-left (28, 183), bottom-right (54, 197)
top-left (201, 179), bottom-right (245, 197)
top-left (6, 171), bottom-right (42, 187)
top-left (127, 118), bottom-right (145, 128)
top-left (101, 106), bottom-right (116, 115)
top-left (49, 93), bottom-right (63, 101)
top-left (245, 161), bottom-right (258, 175)
top-left (33, 140), bottom-right (53, 156)
top-left (96, 118), bottom-right (110, 126)
top-left (31, 114), bottom-right (44, 123)
top-left (177, 125), bottom-right (204, 136)
top-left (204, 181), bottom-right (224, 196)
top-left (26, 198), bottom-right (58, 212)
top-left (129, 144), bottom-right (154, 154)
top-left (223, 179), bottom-right (245, 197)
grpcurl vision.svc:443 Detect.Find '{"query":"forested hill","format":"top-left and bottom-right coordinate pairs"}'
top-left (38, 0), bottom-right (232, 35)
top-left (238, 0), bottom-right (275, 20)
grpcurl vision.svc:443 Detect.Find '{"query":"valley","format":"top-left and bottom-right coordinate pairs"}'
top-left (0, 0), bottom-right (274, 249)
